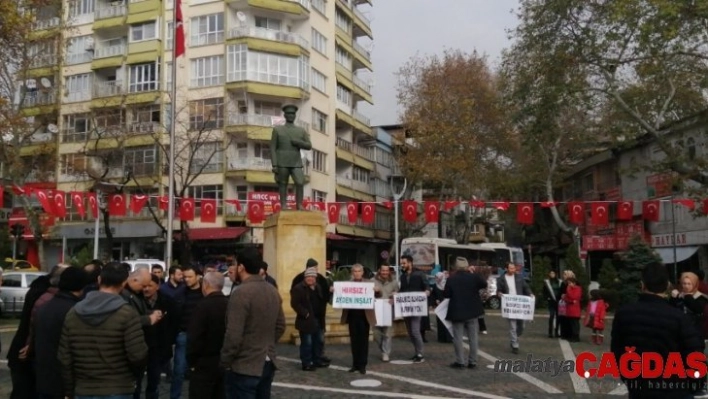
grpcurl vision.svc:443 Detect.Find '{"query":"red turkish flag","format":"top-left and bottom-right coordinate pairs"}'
top-left (568, 201), bottom-right (585, 224)
top-left (87, 192), bottom-right (98, 218)
top-left (159, 196), bottom-right (170, 211)
top-left (540, 201), bottom-right (557, 208)
top-left (225, 199), bottom-right (242, 212)
top-left (382, 201), bottom-right (393, 210)
top-left (70, 191), bottom-right (85, 218)
top-left (272, 201), bottom-right (282, 214)
top-left (35, 189), bottom-right (55, 216)
top-left (672, 198), bottom-right (695, 211)
top-left (642, 200), bottom-right (660, 222)
top-left (591, 202), bottom-right (609, 226)
top-left (617, 201), bottom-right (634, 220)
top-left (470, 200), bottom-right (485, 208)
top-left (303, 199), bottom-right (311, 210)
top-left (174, 0), bottom-right (185, 57)
top-left (403, 200), bottom-right (418, 223)
top-left (52, 190), bottom-right (67, 218)
top-left (444, 201), bottom-right (459, 211)
top-left (361, 203), bottom-right (375, 224)
top-left (703, 199), bottom-right (708, 215)
top-left (314, 201), bottom-right (326, 211)
top-left (327, 202), bottom-right (340, 223)
top-left (425, 201), bottom-right (440, 223)
top-left (200, 198), bottom-right (217, 223)
top-left (346, 202), bottom-right (358, 223)
top-left (248, 201), bottom-right (265, 224)
top-left (108, 194), bottom-right (126, 216)
top-left (179, 198), bottom-right (195, 221)
top-left (492, 202), bottom-right (510, 211)
top-left (130, 194), bottom-right (149, 214)
top-left (11, 185), bottom-right (26, 196)
top-left (516, 202), bottom-right (534, 225)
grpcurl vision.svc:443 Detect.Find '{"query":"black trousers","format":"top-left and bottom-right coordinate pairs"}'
top-left (10, 362), bottom-right (35, 399)
top-left (189, 366), bottom-right (225, 399)
top-left (548, 303), bottom-right (560, 337)
top-left (478, 317), bottom-right (487, 332)
top-left (348, 312), bottom-right (370, 370)
top-left (568, 317), bottom-right (580, 342)
top-left (436, 317), bottom-right (453, 343)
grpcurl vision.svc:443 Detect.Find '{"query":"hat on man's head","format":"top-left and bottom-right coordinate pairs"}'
top-left (455, 257), bottom-right (470, 270)
top-left (58, 267), bottom-right (87, 292)
top-left (306, 258), bottom-right (318, 268)
top-left (304, 267), bottom-right (318, 278)
top-left (282, 104), bottom-right (298, 113)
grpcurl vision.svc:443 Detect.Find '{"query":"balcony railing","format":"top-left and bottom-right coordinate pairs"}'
top-left (228, 27), bottom-right (309, 49)
top-left (336, 137), bottom-right (373, 160)
top-left (227, 70), bottom-right (309, 91)
top-left (336, 175), bottom-right (371, 194)
top-left (94, 43), bottom-right (127, 59)
top-left (353, 7), bottom-right (371, 27)
top-left (286, 0), bottom-right (311, 9)
top-left (34, 17), bottom-right (60, 30)
top-left (93, 80), bottom-right (124, 97)
top-left (338, 213), bottom-right (373, 228)
top-left (95, 5), bottom-right (127, 19)
top-left (128, 121), bottom-right (160, 133)
top-left (21, 92), bottom-right (56, 107)
top-left (30, 54), bottom-right (57, 68)
top-left (352, 108), bottom-right (370, 126)
top-left (353, 75), bottom-right (371, 93)
top-left (227, 158), bottom-right (272, 172)
top-left (66, 90), bottom-right (92, 103)
top-left (352, 41), bottom-right (371, 61)
top-left (66, 52), bottom-right (93, 65)
top-left (227, 113), bottom-right (310, 131)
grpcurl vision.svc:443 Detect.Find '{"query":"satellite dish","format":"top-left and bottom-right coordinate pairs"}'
top-left (236, 11), bottom-right (246, 22)
top-left (40, 78), bottom-right (52, 88)
top-left (47, 123), bottom-right (58, 133)
top-left (25, 79), bottom-right (36, 89)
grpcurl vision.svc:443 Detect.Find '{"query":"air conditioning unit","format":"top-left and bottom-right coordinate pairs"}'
top-left (85, 37), bottom-right (95, 51)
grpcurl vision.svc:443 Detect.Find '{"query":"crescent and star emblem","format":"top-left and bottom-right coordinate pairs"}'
top-left (252, 204), bottom-right (261, 213)
top-left (115, 195), bottom-right (123, 205)
top-left (597, 206), bottom-right (606, 216)
top-left (55, 194), bottom-right (63, 206)
top-left (203, 203), bottom-right (213, 213)
top-left (184, 201), bottom-right (192, 210)
top-left (73, 194), bottom-right (81, 202)
top-left (647, 203), bottom-right (657, 213)
top-left (407, 204), bottom-right (415, 214)
top-left (329, 205), bottom-right (336, 215)
top-left (523, 206), bottom-right (530, 216)
top-left (572, 205), bottom-right (581, 215)
top-left (348, 204), bottom-right (356, 212)
top-left (38, 191), bottom-right (46, 201)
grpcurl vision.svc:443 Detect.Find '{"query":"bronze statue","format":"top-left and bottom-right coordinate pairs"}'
top-left (270, 104), bottom-right (311, 210)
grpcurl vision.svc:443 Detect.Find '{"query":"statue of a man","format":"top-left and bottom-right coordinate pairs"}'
top-left (270, 104), bottom-right (312, 210)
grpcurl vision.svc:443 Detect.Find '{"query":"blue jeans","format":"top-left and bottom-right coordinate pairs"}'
top-left (170, 331), bottom-right (187, 399)
top-left (299, 323), bottom-right (324, 366)
top-left (76, 396), bottom-right (132, 399)
top-left (224, 361), bottom-right (275, 399)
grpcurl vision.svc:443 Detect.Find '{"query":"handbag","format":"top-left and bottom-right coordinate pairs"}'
top-left (558, 299), bottom-right (567, 317)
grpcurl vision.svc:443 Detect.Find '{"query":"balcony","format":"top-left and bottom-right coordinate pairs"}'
top-left (352, 41), bottom-right (371, 62)
top-left (66, 52), bottom-right (94, 65)
top-left (353, 7), bottom-right (371, 29)
top-left (353, 75), bottom-right (371, 95)
top-left (128, 121), bottom-right (160, 134)
top-left (352, 108), bottom-right (370, 126)
top-left (227, 113), bottom-right (309, 132)
top-left (29, 54), bottom-right (58, 69)
top-left (336, 137), bottom-right (373, 161)
top-left (34, 17), bottom-right (60, 30)
top-left (286, 0), bottom-right (311, 9)
top-left (21, 92), bottom-right (56, 107)
top-left (227, 157), bottom-right (271, 172)
top-left (227, 0), bottom-right (310, 18)
top-left (94, 43), bottom-right (127, 59)
top-left (228, 27), bottom-right (309, 50)
top-left (336, 175), bottom-right (372, 195)
top-left (336, 0), bottom-right (372, 38)
top-left (95, 5), bottom-right (127, 19)
top-left (226, 70), bottom-right (310, 98)
top-left (93, 80), bottom-right (125, 98)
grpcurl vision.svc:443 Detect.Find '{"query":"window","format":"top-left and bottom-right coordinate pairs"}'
top-left (60, 153), bottom-right (88, 176)
top-left (235, 185), bottom-right (248, 201)
top-left (63, 113), bottom-right (90, 142)
top-left (312, 0), bottom-right (326, 15)
top-left (254, 101), bottom-right (282, 116)
top-left (188, 185), bottom-right (224, 215)
top-left (166, 22), bottom-right (173, 50)
top-left (189, 98), bottom-right (224, 130)
top-left (311, 28), bottom-right (327, 55)
top-left (130, 105), bottom-right (160, 132)
top-left (311, 68), bottom-right (326, 93)
top-left (335, 9), bottom-right (351, 32)
top-left (352, 166), bottom-right (369, 183)
top-left (66, 35), bottom-right (93, 65)
top-left (129, 63), bottom-right (159, 92)
top-left (131, 21), bottom-right (157, 42)
top-left (69, 0), bottom-right (94, 18)
top-left (65, 74), bottom-right (92, 102)
top-left (312, 189), bottom-right (327, 202)
top-left (2, 275), bottom-right (22, 287)
top-left (254, 143), bottom-right (271, 160)
top-left (335, 46), bottom-right (351, 69)
top-left (255, 16), bottom-right (281, 30)
top-left (312, 108), bottom-right (327, 132)
top-left (191, 142), bottom-right (222, 173)
top-left (190, 55), bottom-right (224, 87)
top-left (94, 109), bottom-right (124, 134)
top-left (190, 13), bottom-right (224, 46)
top-left (124, 146), bottom-right (156, 176)
top-left (165, 62), bottom-right (173, 90)
top-left (312, 149), bottom-right (326, 173)
top-left (336, 84), bottom-right (351, 106)
top-left (227, 45), bottom-right (309, 89)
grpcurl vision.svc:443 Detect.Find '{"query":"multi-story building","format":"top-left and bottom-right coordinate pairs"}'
top-left (14, 0), bottom-right (383, 264)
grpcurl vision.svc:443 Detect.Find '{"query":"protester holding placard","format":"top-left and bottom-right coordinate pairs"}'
top-left (399, 255), bottom-right (430, 363)
top-left (373, 263), bottom-right (398, 362)
top-left (290, 267), bottom-right (329, 371)
top-left (496, 263), bottom-right (534, 354)
top-left (340, 265), bottom-right (376, 374)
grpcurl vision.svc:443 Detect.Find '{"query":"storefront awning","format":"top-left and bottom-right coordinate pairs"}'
top-left (327, 233), bottom-right (351, 241)
top-left (186, 227), bottom-right (248, 241)
top-left (655, 246), bottom-right (699, 264)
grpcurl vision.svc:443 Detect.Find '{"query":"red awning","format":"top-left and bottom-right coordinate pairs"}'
top-left (327, 233), bottom-right (352, 241)
top-left (185, 227), bottom-right (248, 241)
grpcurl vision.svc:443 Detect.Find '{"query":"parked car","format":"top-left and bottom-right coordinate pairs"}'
top-left (0, 271), bottom-right (47, 315)
top-left (3, 258), bottom-right (39, 271)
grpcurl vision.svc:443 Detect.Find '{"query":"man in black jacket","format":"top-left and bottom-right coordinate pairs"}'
top-left (496, 263), bottom-right (533, 354)
top-left (399, 254), bottom-right (430, 363)
top-left (143, 274), bottom-right (178, 399)
top-left (611, 262), bottom-right (705, 399)
top-left (444, 257), bottom-right (487, 369)
top-left (290, 258), bottom-right (331, 365)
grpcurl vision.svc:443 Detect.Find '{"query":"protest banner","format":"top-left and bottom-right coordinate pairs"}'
top-left (332, 281), bottom-right (375, 309)
top-left (393, 292), bottom-right (428, 318)
top-left (434, 299), bottom-right (454, 336)
top-left (501, 294), bottom-right (535, 321)
top-left (374, 299), bottom-right (392, 326)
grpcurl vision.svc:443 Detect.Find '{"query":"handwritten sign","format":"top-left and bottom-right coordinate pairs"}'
top-left (394, 292), bottom-right (428, 318)
top-left (332, 281), bottom-right (375, 309)
top-left (501, 294), bottom-right (535, 321)
top-left (434, 299), bottom-right (454, 336)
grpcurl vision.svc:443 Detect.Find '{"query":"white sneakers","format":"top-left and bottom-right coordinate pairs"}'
top-left (382, 354), bottom-right (389, 362)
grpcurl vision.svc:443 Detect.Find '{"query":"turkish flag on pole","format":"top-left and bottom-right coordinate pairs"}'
top-left (327, 203), bottom-right (340, 223)
top-left (52, 190), bottom-right (67, 218)
top-left (403, 200), bottom-right (418, 223)
top-left (130, 194), bottom-right (149, 214)
top-left (642, 200), bottom-right (660, 222)
top-left (591, 202), bottom-right (609, 226)
top-left (174, 0), bottom-right (185, 58)
top-left (672, 198), bottom-right (695, 211)
top-left (248, 201), bottom-right (265, 224)
top-left (35, 189), bottom-right (55, 216)
top-left (200, 199), bottom-right (217, 223)
top-left (87, 192), bottom-right (98, 218)
top-left (108, 194), bottom-right (126, 216)
top-left (425, 201), bottom-right (440, 223)
top-left (617, 200), bottom-right (634, 220)
top-left (516, 202), bottom-right (534, 225)
top-left (159, 196), bottom-right (170, 211)
top-left (70, 192), bottom-right (85, 218)
top-left (346, 202), bottom-right (358, 223)
top-left (361, 203), bottom-right (375, 224)
top-left (179, 198), bottom-right (195, 221)
top-left (568, 201), bottom-right (585, 224)
top-left (225, 199), bottom-right (242, 212)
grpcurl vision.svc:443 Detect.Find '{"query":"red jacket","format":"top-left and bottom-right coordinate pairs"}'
top-left (562, 285), bottom-right (582, 318)
top-left (583, 299), bottom-right (608, 330)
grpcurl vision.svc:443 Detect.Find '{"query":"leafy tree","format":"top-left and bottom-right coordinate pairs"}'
top-left (564, 243), bottom-right (590, 305)
top-left (70, 246), bottom-right (93, 268)
top-left (619, 235), bottom-right (663, 305)
top-left (598, 259), bottom-right (620, 292)
top-left (530, 256), bottom-right (552, 309)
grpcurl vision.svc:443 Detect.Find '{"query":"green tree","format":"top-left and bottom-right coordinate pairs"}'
top-left (564, 243), bottom-right (590, 305)
top-left (598, 259), bottom-right (619, 292)
top-left (530, 256), bottom-right (552, 309)
top-left (619, 235), bottom-right (662, 305)
top-left (70, 246), bottom-right (93, 268)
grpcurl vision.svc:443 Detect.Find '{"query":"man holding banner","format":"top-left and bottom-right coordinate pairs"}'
top-left (496, 263), bottom-right (534, 354)
top-left (398, 255), bottom-right (430, 363)
top-left (336, 264), bottom-right (376, 374)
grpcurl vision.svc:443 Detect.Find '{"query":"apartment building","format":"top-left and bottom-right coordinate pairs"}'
top-left (14, 0), bottom-right (389, 264)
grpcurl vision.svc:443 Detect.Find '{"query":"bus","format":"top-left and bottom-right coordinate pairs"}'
top-left (480, 243), bottom-right (529, 279)
top-left (400, 238), bottom-right (497, 284)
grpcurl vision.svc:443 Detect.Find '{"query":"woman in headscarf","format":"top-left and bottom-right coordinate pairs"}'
top-left (431, 271), bottom-right (453, 343)
top-left (670, 271), bottom-right (708, 337)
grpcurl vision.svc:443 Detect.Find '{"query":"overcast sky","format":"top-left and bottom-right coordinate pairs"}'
top-left (359, 0), bottom-right (521, 126)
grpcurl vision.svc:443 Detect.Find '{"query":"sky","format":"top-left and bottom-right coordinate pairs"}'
top-left (359, 0), bottom-right (521, 126)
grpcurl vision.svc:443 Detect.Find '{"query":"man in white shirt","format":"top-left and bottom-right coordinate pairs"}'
top-left (496, 263), bottom-right (533, 354)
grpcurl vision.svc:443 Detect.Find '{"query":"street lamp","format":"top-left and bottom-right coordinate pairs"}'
top-left (389, 175), bottom-right (407, 263)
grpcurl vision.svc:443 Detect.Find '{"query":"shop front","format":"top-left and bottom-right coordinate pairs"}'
top-left (651, 231), bottom-right (707, 278)
top-left (59, 221), bottom-right (163, 262)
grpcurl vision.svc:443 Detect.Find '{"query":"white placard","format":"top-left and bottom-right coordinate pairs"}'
top-left (501, 294), bottom-right (535, 321)
top-left (393, 292), bottom-right (428, 318)
top-left (332, 281), bottom-right (375, 309)
top-left (434, 299), bottom-right (454, 336)
top-left (374, 299), bottom-right (392, 327)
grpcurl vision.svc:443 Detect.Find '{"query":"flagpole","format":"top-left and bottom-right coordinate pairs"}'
top-left (165, 0), bottom-right (180, 267)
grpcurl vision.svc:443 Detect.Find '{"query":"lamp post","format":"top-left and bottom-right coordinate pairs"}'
top-left (671, 195), bottom-right (678, 283)
top-left (390, 176), bottom-right (407, 263)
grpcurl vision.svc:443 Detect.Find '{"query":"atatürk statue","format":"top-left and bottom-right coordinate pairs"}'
top-left (270, 104), bottom-right (312, 210)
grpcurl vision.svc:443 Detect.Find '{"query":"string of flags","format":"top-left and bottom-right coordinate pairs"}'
top-left (2, 185), bottom-right (704, 226)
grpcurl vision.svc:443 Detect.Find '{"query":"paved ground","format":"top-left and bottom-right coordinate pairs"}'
top-left (0, 313), bottom-right (626, 398)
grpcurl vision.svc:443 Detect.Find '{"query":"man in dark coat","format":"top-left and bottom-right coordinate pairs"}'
top-left (444, 257), bottom-right (487, 369)
top-left (143, 274), bottom-right (178, 399)
top-left (291, 267), bottom-right (329, 370)
top-left (399, 254), bottom-right (430, 363)
top-left (496, 263), bottom-right (533, 354)
top-left (32, 267), bottom-right (88, 398)
top-left (291, 258), bottom-right (331, 364)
